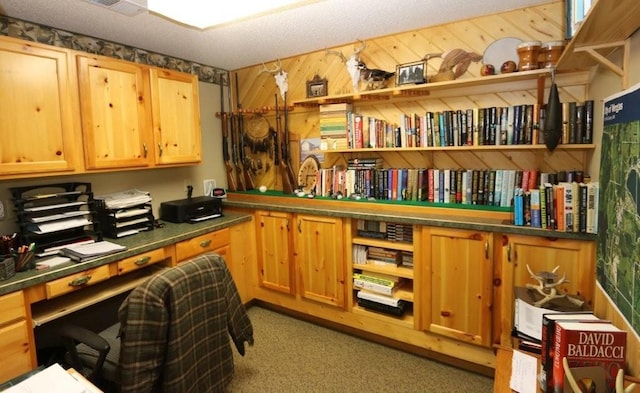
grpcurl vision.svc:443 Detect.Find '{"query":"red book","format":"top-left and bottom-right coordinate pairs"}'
top-left (540, 312), bottom-right (599, 393)
top-left (552, 321), bottom-right (626, 393)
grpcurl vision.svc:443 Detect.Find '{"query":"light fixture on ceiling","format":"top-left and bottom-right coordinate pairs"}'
top-left (147, 0), bottom-right (319, 29)
top-left (83, 0), bottom-right (147, 16)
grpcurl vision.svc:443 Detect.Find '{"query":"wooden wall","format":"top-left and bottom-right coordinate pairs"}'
top-left (231, 1), bottom-right (582, 191)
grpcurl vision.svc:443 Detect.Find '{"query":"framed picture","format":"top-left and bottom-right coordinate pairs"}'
top-left (306, 74), bottom-right (328, 98)
top-left (396, 60), bottom-right (427, 85)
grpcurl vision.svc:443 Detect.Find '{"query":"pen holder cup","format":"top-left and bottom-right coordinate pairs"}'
top-left (0, 255), bottom-right (16, 280)
top-left (14, 251), bottom-right (35, 272)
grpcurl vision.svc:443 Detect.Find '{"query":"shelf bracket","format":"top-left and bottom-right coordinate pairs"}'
top-left (573, 39), bottom-right (630, 88)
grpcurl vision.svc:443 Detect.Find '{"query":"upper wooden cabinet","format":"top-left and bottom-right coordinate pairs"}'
top-left (150, 68), bottom-right (201, 166)
top-left (77, 55), bottom-right (154, 170)
top-left (0, 37), bottom-right (80, 178)
top-left (77, 55), bottom-right (202, 170)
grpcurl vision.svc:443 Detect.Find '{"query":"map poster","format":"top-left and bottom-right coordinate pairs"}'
top-left (598, 82), bottom-right (640, 335)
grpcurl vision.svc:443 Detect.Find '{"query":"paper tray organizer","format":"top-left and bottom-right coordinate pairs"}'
top-left (94, 201), bottom-right (155, 239)
top-left (10, 182), bottom-right (102, 255)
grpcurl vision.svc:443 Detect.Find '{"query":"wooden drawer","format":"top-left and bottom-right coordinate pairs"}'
top-left (45, 264), bottom-right (111, 299)
top-left (176, 228), bottom-right (230, 262)
top-left (0, 292), bottom-right (26, 326)
top-left (0, 320), bottom-right (33, 383)
top-left (117, 248), bottom-right (166, 275)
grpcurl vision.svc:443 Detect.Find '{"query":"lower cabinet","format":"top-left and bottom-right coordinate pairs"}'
top-left (0, 291), bottom-right (35, 383)
top-left (256, 210), bottom-right (295, 294)
top-left (422, 227), bottom-right (494, 347)
top-left (294, 214), bottom-right (345, 308)
top-left (497, 234), bottom-right (595, 345)
top-left (256, 211), bottom-right (346, 308)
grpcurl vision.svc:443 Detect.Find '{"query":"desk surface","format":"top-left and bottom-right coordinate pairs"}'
top-left (0, 212), bottom-right (251, 296)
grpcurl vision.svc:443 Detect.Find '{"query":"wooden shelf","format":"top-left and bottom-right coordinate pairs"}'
top-left (317, 143), bottom-right (595, 154)
top-left (294, 69), bottom-right (589, 107)
top-left (353, 262), bottom-right (414, 280)
top-left (557, 0), bottom-right (640, 72)
top-left (352, 236), bottom-right (413, 252)
top-left (351, 304), bottom-right (414, 328)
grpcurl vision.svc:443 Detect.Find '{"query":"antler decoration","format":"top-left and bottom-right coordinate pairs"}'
top-left (260, 59), bottom-right (288, 99)
top-left (524, 264), bottom-right (583, 307)
top-left (325, 39), bottom-right (366, 93)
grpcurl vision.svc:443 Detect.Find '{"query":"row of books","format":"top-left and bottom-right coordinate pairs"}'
top-left (340, 101), bottom-right (594, 150)
top-left (513, 287), bottom-right (626, 393)
top-left (318, 165), bottom-right (591, 211)
top-left (512, 182), bottom-right (599, 233)
top-left (352, 244), bottom-right (413, 267)
top-left (355, 219), bottom-right (414, 243)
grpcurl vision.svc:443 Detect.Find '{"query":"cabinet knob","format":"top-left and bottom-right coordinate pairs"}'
top-left (440, 311), bottom-right (451, 317)
top-left (69, 275), bottom-right (92, 287)
top-left (135, 256), bottom-right (151, 266)
top-left (200, 239), bottom-right (212, 248)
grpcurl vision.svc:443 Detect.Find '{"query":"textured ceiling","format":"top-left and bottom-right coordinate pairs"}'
top-left (0, 0), bottom-right (552, 70)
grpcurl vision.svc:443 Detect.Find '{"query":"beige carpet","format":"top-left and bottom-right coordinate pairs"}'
top-left (226, 306), bottom-right (494, 393)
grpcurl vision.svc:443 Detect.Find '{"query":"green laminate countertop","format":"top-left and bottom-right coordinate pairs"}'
top-left (0, 211), bottom-right (251, 296)
top-left (223, 191), bottom-right (598, 241)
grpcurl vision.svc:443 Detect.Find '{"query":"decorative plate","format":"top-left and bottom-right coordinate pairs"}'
top-left (483, 37), bottom-right (523, 73)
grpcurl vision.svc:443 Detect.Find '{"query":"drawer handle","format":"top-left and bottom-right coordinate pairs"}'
top-left (135, 256), bottom-right (151, 266)
top-left (440, 311), bottom-right (451, 317)
top-left (69, 275), bottom-right (92, 287)
top-left (200, 239), bottom-right (212, 248)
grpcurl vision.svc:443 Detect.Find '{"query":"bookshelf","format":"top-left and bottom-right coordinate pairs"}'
top-left (349, 219), bottom-right (415, 327)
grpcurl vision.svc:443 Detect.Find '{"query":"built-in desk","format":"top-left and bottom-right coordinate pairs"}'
top-left (0, 212), bottom-right (253, 384)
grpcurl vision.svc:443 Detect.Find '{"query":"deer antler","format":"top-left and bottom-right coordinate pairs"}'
top-left (259, 59), bottom-right (282, 75)
top-left (353, 39), bottom-right (366, 56)
top-left (325, 48), bottom-right (346, 63)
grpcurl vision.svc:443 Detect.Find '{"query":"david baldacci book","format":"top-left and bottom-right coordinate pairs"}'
top-left (553, 321), bottom-right (626, 393)
top-left (540, 312), bottom-right (600, 393)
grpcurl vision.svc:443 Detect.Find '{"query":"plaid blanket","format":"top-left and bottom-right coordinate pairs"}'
top-left (118, 252), bottom-right (254, 392)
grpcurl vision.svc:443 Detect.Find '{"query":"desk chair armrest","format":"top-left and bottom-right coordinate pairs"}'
top-left (58, 324), bottom-right (111, 381)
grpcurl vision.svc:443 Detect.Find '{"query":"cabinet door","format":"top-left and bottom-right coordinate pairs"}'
top-left (77, 55), bottom-right (153, 169)
top-left (498, 234), bottom-right (595, 345)
top-left (295, 214), bottom-right (345, 308)
top-left (256, 211), bottom-right (294, 294)
top-left (0, 37), bottom-right (79, 177)
top-left (0, 291), bottom-right (35, 383)
top-left (149, 68), bottom-right (201, 165)
top-left (424, 227), bottom-right (493, 346)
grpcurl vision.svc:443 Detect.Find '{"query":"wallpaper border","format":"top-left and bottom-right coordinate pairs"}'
top-left (0, 15), bottom-right (228, 86)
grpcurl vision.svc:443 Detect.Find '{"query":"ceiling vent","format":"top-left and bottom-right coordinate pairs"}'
top-left (83, 0), bottom-right (147, 16)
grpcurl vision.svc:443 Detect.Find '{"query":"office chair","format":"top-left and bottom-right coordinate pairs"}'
top-left (58, 252), bottom-right (254, 393)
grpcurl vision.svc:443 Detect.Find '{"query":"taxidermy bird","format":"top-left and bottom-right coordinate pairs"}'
top-left (423, 49), bottom-right (483, 82)
top-left (357, 61), bottom-right (395, 90)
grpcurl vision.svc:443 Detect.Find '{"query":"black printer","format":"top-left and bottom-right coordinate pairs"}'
top-left (160, 196), bottom-right (222, 223)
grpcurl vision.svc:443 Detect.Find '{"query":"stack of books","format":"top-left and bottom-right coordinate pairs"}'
top-left (512, 287), bottom-right (628, 393)
top-left (366, 246), bottom-right (401, 266)
top-left (353, 271), bottom-right (404, 295)
top-left (319, 103), bottom-right (351, 150)
top-left (353, 271), bottom-right (406, 316)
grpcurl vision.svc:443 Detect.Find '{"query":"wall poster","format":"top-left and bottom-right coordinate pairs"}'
top-left (598, 82), bottom-right (640, 335)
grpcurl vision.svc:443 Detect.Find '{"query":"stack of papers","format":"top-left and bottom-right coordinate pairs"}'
top-left (4, 363), bottom-right (89, 393)
top-left (60, 240), bottom-right (126, 262)
top-left (95, 189), bottom-right (152, 209)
